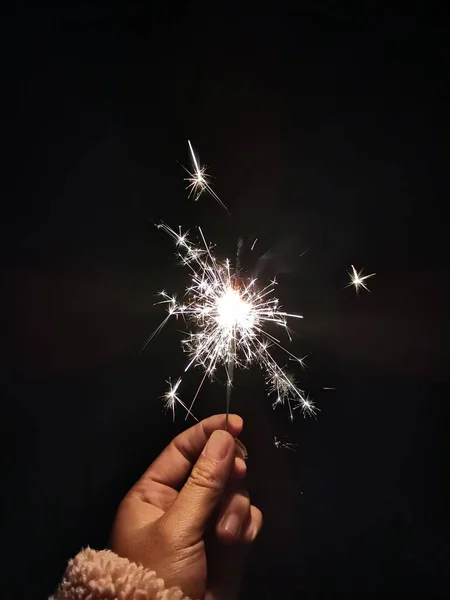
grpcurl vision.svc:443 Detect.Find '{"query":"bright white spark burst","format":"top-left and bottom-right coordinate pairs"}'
top-left (346, 264), bottom-right (376, 294)
top-left (163, 377), bottom-right (197, 421)
top-left (183, 140), bottom-right (229, 212)
top-left (150, 222), bottom-right (317, 421)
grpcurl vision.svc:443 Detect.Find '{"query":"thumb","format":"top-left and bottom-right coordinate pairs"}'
top-left (165, 429), bottom-right (235, 540)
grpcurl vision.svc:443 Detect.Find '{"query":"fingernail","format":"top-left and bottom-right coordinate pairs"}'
top-left (235, 457), bottom-right (247, 472)
top-left (204, 430), bottom-right (230, 460)
top-left (222, 513), bottom-right (241, 537)
top-left (247, 524), bottom-right (256, 541)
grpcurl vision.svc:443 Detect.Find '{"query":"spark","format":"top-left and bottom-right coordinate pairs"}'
top-left (274, 436), bottom-right (298, 451)
top-left (163, 377), bottom-right (198, 422)
top-left (295, 393), bottom-right (316, 417)
top-left (266, 369), bottom-right (317, 421)
top-left (151, 223), bottom-right (315, 420)
top-left (183, 140), bottom-right (229, 212)
top-left (346, 264), bottom-right (376, 294)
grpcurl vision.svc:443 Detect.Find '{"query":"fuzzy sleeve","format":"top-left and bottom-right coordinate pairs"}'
top-left (50, 547), bottom-right (191, 600)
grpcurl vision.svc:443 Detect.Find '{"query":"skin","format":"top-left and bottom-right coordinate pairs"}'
top-left (111, 414), bottom-right (263, 600)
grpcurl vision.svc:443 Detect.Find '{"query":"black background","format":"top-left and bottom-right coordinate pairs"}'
top-left (2, 2), bottom-right (449, 598)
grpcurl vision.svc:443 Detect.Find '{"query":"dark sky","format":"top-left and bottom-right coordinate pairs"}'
top-left (2, 3), bottom-right (449, 599)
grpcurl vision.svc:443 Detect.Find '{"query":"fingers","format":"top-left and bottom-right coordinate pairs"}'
top-left (164, 430), bottom-right (236, 539)
top-left (216, 490), bottom-right (263, 545)
top-left (207, 491), bottom-right (262, 600)
top-left (240, 505), bottom-right (263, 544)
top-left (139, 414), bottom-right (243, 490)
top-left (216, 489), bottom-right (251, 544)
top-left (233, 457), bottom-right (247, 480)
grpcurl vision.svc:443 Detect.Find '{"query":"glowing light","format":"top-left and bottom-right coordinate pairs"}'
top-left (148, 222), bottom-right (315, 420)
top-left (163, 377), bottom-right (198, 422)
top-left (183, 140), bottom-right (228, 212)
top-left (346, 264), bottom-right (376, 294)
top-left (215, 288), bottom-right (254, 330)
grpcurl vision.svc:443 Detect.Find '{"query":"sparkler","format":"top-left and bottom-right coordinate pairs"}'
top-left (346, 264), bottom-right (376, 294)
top-left (143, 140), bottom-right (379, 443)
top-left (150, 222), bottom-right (316, 422)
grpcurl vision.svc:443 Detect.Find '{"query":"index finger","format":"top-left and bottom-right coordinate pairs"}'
top-left (138, 414), bottom-right (243, 490)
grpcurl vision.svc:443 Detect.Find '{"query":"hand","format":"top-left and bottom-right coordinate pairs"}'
top-left (111, 414), bottom-right (263, 599)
